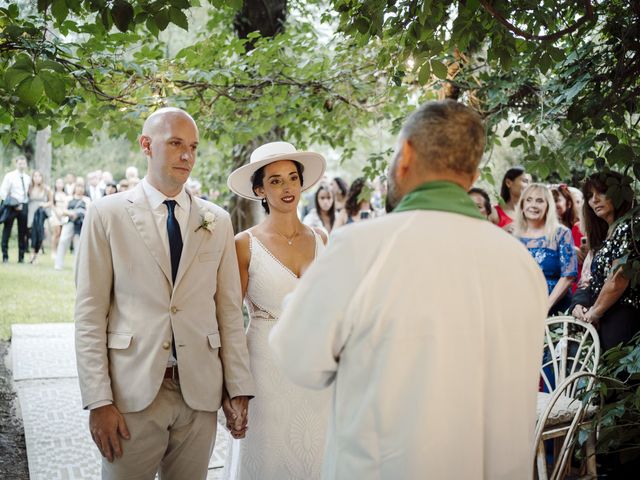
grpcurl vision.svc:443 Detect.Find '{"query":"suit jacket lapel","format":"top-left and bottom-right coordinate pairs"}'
top-left (174, 194), bottom-right (207, 288)
top-left (125, 184), bottom-right (172, 285)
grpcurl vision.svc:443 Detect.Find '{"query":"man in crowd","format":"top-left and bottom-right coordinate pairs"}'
top-left (75, 107), bottom-right (254, 479)
top-left (86, 170), bottom-right (104, 201)
top-left (270, 100), bottom-right (548, 478)
top-left (0, 155), bottom-right (31, 263)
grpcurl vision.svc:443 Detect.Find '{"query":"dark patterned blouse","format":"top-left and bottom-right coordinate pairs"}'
top-left (589, 213), bottom-right (640, 309)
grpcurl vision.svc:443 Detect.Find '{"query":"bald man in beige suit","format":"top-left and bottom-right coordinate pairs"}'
top-left (75, 108), bottom-right (255, 479)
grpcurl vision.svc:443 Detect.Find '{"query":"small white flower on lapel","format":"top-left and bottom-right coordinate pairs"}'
top-left (195, 208), bottom-right (216, 233)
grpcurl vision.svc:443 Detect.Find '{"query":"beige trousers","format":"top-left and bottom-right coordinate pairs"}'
top-left (102, 379), bottom-right (217, 480)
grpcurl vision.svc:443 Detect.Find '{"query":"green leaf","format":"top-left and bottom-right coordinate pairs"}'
top-left (430, 59), bottom-right (447, 80)
top-left (37, 0), bottom-right (50, 13)
top-left (16, 75), bottom-right (44, 106)
top-left (511, 137), bottom-right (525, 147)
top-left (169, 7), bottom-right (188, 30)
top-left (39, 70), bottom-right (66, 104)
top-left (7, 3), bottom-right (19, 18)
top-left (607, 144), bottom-right (634, 166)
top-left (4, 68), bottom-right (32, 89)
top-left (170, 0), bottom-right (191, 8)
top-left (146, 16), bottom-right (159, 36)
top-left (37, 59), bottom-right (66, 73)
top-left (0, 110), bottom-right (12, 125)
top-left (354, 17), bottom-right (370, 34)
top-left (11, 54), bottom-right (34, 72)
top-left (51, 0), bottom-right (69, 23)
top-left (418, 62), bottom-right (431, 85)
top-left (155, 9), bottom-right (170, 31)
top-left (111, 0), bottom-right (134, 32)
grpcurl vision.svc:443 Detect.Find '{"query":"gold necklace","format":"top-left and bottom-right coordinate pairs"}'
top-left (275, 228), bottom-right (300, 246)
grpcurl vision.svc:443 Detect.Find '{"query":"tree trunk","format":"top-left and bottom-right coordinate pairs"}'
top-left (228, 0), bottom-right (288, 233)
top-left (34, 127), bottom-right (52, 184)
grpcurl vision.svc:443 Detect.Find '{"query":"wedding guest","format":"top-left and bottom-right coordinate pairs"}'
top-left (572, 171), bottom-right (639, 351)
top-left (87, 171), bottom-right (104, 201)
top-left (514, 183), bottom-right (577, 315)
top-left (224, 141), bottom-right (330, 479)
top-left (0, 155), bottom-right (31, 263)
top-left (48, 178), bottom-right (69, 258)
top-left (125, 165), bottom-right (140, 187)
top-left (270, 100), bottom-right (548, 479)
top-left (303, 182), bottom-right (335, 233)
top-left (468, 187), bottom-right (492, 218)
top-left (333, 177), bottom-right (372, 228)
top-left (118, 179), bottom-right (130, 191)
top-left (75, 107), bottom-right (254, 478)
top-left (491, 166), bottom-right (531, 232)
top-left (104, 182), bottom-right (118, 196)
top-left (27, 170), bottom-right (53, 263)
top-left (552, 184), bottom-right (586, 288)
top-left (330, 176), bottom-right (348, 213)
top-left (54, 181), bottom-right (90, 270)
top-left (64, 172), bottom-right (76, 195)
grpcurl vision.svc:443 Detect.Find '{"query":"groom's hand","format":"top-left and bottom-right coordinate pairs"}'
top-left (223, 395), bottom-right (250, 439)
top-left (89, 404), bottom-right (130, 462)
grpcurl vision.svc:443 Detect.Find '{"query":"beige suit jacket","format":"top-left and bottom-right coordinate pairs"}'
top-left (75, 183), bottom-right (255, 413)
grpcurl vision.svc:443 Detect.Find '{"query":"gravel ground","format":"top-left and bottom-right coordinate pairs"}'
top-left (0, 340), bottom-right (29, 479)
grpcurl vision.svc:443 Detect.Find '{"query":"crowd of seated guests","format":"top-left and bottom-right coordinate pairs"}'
top-left (468, 169), bottom-right (640, 353)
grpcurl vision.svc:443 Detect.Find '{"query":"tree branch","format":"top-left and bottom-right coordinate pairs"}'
top-left (478, 0), bottom-right (595, 42)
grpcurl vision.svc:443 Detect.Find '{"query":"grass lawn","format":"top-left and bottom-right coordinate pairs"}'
top-left (0, 243), bottom-right (75, 340)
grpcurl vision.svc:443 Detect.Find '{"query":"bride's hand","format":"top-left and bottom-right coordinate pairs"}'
top-left (223, 394), bottom-right (249, 439)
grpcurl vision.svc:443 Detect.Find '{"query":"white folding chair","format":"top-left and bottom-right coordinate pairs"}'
top-left (540, 316), bottom-right (600, 393)
top-left (534, 371), bottom-right (600, 480)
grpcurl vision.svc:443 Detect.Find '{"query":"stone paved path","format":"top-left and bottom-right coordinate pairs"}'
top-left (12, 323), bottom-right (227, 479)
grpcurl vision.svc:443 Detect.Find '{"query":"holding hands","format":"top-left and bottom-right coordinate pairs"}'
top-left (223, 393), bottom-right (250, 439)
top-left (572, 304), bottom-right (601, 329)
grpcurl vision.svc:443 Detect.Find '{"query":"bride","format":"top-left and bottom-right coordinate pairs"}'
top-left (223, 141), bottom-right (331, 479)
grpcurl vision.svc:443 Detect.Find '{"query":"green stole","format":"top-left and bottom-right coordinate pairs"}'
top-left (393, 181), bottom-right (485, 220)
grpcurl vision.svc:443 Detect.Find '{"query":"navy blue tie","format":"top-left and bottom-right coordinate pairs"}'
top-left (164, 200), bottom-right (183, 284)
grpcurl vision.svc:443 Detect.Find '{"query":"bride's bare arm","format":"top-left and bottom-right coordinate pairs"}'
top-left (234, 231), bottom-right (251, 299)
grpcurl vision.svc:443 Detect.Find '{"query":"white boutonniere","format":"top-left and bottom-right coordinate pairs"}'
top-left (195, 208), bottom-right (216, 233)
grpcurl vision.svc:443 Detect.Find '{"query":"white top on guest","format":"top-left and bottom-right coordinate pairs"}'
top-left (0, 157), bottom-right (31, 204)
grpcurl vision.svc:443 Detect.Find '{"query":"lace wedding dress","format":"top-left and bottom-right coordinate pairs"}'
top-left (223, 230), bottom-right (331, 480)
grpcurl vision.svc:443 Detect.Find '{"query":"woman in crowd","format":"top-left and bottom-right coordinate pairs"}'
top-left (572, 171), bottom-right (639, 351)
top-left (330, 176), bottom-right (348, 213)
top-left (468, 187), bottom-right (492, 219)
top-left (27, 170), bottom-right (53, 263)
top-left (224, 141), bottom-right (330, 480)
top-left (492, 166), bottom-right (531, 232)
top-left (334, 177), bottom-right (372, 228)
top-left (54, 181), bottom-right (90, 270)
top-left (48, 178), bottom-right (68, 258)
top-left (552, 184), bottom-right (584, 247)
top-left (515, 183), bottom-right (578, 315)
top-left (303, 182), bottom-right (335, 234)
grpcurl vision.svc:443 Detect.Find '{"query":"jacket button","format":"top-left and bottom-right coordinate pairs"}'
top-left (170, 306), bottom-right (177, 314)
top-left (162, 341), bottom-right (170, 350)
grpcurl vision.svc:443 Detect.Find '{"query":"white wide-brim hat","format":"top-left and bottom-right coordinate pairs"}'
top-left (227, 141), bottom-right (326, 200)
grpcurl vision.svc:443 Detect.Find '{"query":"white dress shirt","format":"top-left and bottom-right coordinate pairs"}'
top-left (0, 170), bottom-right (31, 204)
top-left (141, 177), bottom-right (190, 256)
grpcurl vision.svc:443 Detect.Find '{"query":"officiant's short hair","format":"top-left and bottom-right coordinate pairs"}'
top-left (400, 100), bottom-right (485, 176)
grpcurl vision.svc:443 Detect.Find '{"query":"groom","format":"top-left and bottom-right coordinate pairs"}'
top-left (75, 107), bottom-right (255, 479)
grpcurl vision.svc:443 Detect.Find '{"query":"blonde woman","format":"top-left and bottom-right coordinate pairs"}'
top-left (27, 170), bottom-right (53, 262)
top-left (224, 141), bottom-right (331, 480)
top-left (515, 183), bottom-right (578, 315)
